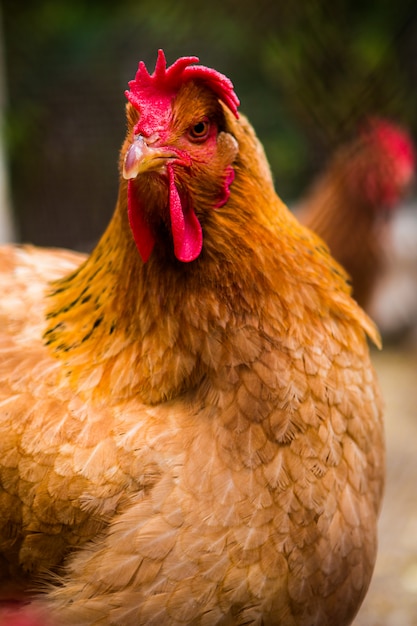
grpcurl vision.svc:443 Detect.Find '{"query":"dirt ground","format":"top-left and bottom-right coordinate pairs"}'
top-left (354, 345), bottom-right (417, 626)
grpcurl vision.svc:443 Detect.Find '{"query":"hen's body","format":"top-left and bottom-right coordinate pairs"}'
top-left (0, 53), bottom-right (384, 625)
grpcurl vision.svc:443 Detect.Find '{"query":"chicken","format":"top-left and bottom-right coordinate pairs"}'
top-left (297, 118), bottom-right (415, 310)
top-left (0, 50), bottom-right (384, 625)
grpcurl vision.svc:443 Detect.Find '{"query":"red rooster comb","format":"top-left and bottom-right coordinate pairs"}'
top-left (361, 117), bottom-right (415, 168)
top-left (125, 50), bottom-right (239, 136)
top-left (358, 117), bottom-right (415, 209)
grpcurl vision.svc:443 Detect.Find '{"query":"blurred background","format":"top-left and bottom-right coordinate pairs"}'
top-left (1, 1), bottom-right (417, 624)
top-left (1, 0), bottom-right (416, 248)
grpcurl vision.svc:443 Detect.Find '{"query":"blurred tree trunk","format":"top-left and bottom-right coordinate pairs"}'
top-left (0, 4), bottom-right (15, 242)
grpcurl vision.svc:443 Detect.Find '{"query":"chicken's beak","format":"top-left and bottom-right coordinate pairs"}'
top-left (123, 135), bottom-right (186, 180)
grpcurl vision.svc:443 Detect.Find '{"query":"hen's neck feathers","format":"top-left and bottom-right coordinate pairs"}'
top-left (44, 114), bottom-right (377, 405)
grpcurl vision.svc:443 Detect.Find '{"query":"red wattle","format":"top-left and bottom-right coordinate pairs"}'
top-left (168, 165), bottom-right (202, 262)
top-left (127, 180), bottom-right (155, 262)
top-left (215, 166), bottom-right (235, 208)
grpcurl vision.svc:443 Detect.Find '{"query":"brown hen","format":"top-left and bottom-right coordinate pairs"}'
top-left (0, 51), bottom-right (384, 626)
top-left (298, 118), bottom-right (415, 309)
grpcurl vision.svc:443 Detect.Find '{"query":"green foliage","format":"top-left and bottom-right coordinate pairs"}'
top-left (1, 0), bottom-right (416, 244)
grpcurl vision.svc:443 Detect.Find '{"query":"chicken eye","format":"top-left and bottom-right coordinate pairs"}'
top-left (188, 118), bottom-right (210, 142)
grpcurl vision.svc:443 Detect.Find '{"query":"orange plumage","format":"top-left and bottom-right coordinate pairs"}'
top-left (0, 51), bottom-right (384, 625)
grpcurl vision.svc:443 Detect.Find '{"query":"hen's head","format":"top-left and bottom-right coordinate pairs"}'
top-left (347, 117), bottom-right (415, 211)
top-left (122, 50), bottom-right (240, 263)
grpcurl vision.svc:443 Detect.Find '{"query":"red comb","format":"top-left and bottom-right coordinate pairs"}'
top-left (357, 117), bottom-right (415, 208)
top-left (125, 50), bottom-right (239, 136)
top-left (361, 117), bottom-right (415, 169)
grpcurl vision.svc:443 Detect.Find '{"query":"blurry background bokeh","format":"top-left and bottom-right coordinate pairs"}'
top-left (1, 2), bottom-right (417, 625)
top-left (1, 0), bottom-right (416, 248)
